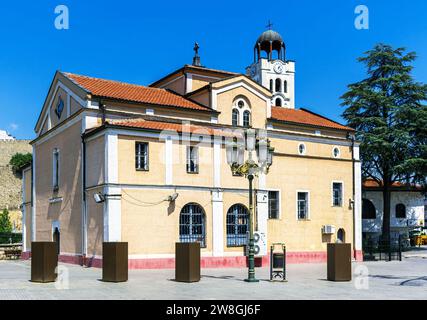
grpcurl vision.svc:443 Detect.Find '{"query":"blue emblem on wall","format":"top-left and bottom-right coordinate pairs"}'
top-left (55, 97), bottom-right (64, 119)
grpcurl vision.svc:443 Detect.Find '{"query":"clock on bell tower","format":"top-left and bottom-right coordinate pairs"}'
top-left (246, 27), bottom-right (295, 109)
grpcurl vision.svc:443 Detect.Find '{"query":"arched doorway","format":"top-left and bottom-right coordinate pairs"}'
top-left (337, 228), bottom-right (345, 243)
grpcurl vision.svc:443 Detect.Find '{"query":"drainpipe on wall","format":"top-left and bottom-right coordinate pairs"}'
top-left (348, 133), bottom-right (357, 258)
top-left (81, 134), bottom-right (87, 265)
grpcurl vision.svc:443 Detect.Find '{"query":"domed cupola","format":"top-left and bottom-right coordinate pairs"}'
top-left (254, 28), bottom-right (285, 62)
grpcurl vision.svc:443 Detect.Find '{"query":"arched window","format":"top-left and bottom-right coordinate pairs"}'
top-left (179, 203), bottom-right (206, 247)
top-left (275, 98), bottom-right (282, 107)
top-left (337, 228), bottom-right (345, 243)
top-left (226, 204), bottom-right (249, 247)
top-left (269, 79), bottom-right (273, 92)
top-left (395, 203), bottom-right (406, 218)
top-left (275, 78), bottom-right (281, 92)
top-left (243, 110), bottom-right (251, 127)
top-left (232, 109), bottom-right (239, 126)
top-left (362, 199), bottom-right (376, 219)
top-left (283, 80), bottom-right (287, 93)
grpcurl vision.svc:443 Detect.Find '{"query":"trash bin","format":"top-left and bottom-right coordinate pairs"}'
top-left (273, 253), bottom-right (284, 269)
top-left (270, 243), bottom-right (286, 281)
top-left (327, 243), bottom-right (351, 281)
top-left (31, 242), bottom-right (58, 283)
top-left (102, 242), bottom-right (128, 282)
top-left (175, 242), bottom-right (200, 282)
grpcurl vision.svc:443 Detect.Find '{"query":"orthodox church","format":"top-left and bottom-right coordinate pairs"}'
top-left (22, 28), bottom-right (362, 268)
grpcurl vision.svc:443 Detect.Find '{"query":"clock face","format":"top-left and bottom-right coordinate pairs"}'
top-left (273, 62), bottom-right (283, 74)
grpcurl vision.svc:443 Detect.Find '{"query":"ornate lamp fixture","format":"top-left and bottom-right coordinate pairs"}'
top-left (225, 129), bottom-right (274, 282)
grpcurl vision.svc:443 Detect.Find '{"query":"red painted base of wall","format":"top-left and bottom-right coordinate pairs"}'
top-left (20, 250), bottom-right (363, 269)
top-left (354, 250), bottom-right (363, 261)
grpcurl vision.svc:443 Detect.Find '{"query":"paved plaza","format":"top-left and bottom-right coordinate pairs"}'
top-left (0, 249), bottom-right (426, 300)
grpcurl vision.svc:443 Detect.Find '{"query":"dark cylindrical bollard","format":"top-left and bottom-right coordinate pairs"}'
top-left (31, 242), bottom-right (58, 283)
top-left (102, 242), bottom-right (128, 282)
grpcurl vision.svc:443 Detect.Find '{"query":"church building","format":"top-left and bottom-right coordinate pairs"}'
top-left (22, 29), bottom-right (363, 268)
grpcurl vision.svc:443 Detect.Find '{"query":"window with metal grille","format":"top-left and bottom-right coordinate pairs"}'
top-left (297, 192), bottom-right (308, 220)
top-left (268, 191), bottom-right (279, 219)
top-left (232, 109), bottom-right (239, 126)
top-left (186, 146), bottom-right (199, 173)
top-left (243, 110), bottom-right (251, 127)
top-left (332, 182), bottom-right (343, 207)
top-left (226, 204), bottom-right (249, 247)
top-left (135, 142), bottom-right (149, 171)
top-left (395, 203), bottom-right (406, 218)
top-left (179, 203), bottom-right (206, 247)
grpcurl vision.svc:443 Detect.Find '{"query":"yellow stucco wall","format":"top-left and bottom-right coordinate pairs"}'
top-left (86, 135), bottom-right (105, 187)
top-left (118, 135), bottom-right (166, 185)
top-left (121, 188), bottom-right (213, 255)
top-left (34, 121), bottom-right (83, 254)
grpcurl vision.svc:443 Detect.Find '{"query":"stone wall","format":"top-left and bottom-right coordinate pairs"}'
top-left (0, 140), bottom-right (32, 213)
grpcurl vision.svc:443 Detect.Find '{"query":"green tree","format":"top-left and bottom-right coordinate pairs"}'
top-left (9, 152), bottom-right (32, 173)
top-left (341, 44), bottom-right (427, 240)
top-left (0, 209), bottom-right (13, 233)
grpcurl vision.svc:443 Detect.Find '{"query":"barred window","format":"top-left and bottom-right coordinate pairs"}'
top-left (186, 146), bottom-right (199, 173)
top-left (332, 182), bottom-right (343, 207)
top-left (135, 142), bottom-right (149, 171)
top-left (179, 203), bottom-right (206, 247)
top-left (268, 191), bottom-right (280, 219)
top-left (226, 204), bottom-right (249, 247)
top-left (297, 192), bottom-right (309, 220)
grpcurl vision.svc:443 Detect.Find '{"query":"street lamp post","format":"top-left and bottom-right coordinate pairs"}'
top-left (226, 129), bottom-right (274, 283)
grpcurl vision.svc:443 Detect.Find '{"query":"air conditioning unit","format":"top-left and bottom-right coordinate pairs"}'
top-left (245, 231), bottom-right (267, 257)
top-left (322, 225), bottom-right (335, 235)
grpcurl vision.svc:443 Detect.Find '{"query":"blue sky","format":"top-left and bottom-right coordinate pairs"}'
top-left (0, 0), bottom-right (426, 139)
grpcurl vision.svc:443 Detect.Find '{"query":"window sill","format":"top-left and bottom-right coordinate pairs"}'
top-left (297, 218), bottom-right (311, 221)
top-left (186, 171), bottom-right (199, 175)
top-left (136, 169), bottom-right (149, 172)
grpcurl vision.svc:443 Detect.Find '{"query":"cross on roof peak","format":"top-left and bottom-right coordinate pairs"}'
top-left (266, 20), bottom-right (273, 30)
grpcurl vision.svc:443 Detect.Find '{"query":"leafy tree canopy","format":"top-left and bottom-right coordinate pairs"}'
top-left (9, 152), bottom-right (32, 173)
top-left (341, 44), bottom-right (427, 187)
top-left (0, 209), bottom-right (12, 233)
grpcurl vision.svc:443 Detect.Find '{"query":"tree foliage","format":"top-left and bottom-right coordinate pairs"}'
top-left (9, 152), bottom-right (32, 173)
top-left (341, 44), bottom-right (427, 237)
top-left (0, 209), bottom-right (12, 233)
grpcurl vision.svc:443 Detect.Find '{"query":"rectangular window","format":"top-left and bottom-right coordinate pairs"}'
top-left (297, 192), bottom-right (309, 220)
top-left (332, 182), bottom-right (343, 207)
top-left (186, 146), bottom-right (199, 173)
top-left (135, 142), bottom-right (149, 171)
top-left (52, 149), bottom-right (59, 190)
top-left (268, 191), bottom-right (280, 219)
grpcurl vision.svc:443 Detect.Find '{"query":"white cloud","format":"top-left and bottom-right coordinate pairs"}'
top-left (9, 123), bottom-right (18, 131)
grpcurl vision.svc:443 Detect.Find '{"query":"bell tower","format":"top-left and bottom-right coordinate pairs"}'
top-left (246, 24), bottom-right (295, 108)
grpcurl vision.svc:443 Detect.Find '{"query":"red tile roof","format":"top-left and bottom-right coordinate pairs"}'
top-left (108, 118), bottom-right (238, 137)
top-left (270, 107), bottom-right (353, 131)
top-left (62, 72), bottom-right (210, 111)
top-left (363, 179), bottom-right (424, 190)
